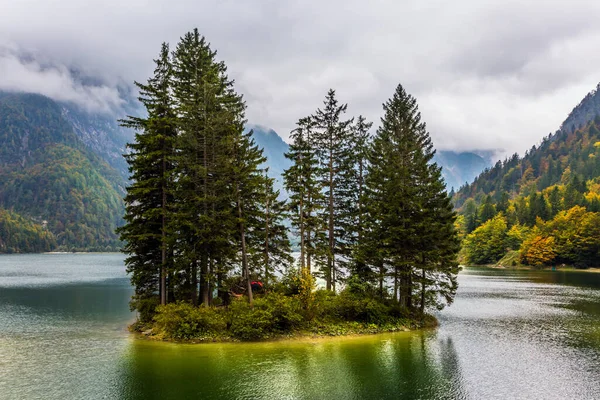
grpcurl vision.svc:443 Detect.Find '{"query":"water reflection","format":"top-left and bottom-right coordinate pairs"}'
top-left (2, 256), bottom-right (600, 400)
top-left (118, 331), bottom-right (467, 400)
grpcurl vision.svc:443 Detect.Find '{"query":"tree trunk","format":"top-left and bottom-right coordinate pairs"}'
top-left (379, 261), bottom-right (385, 299)
top-left (208, 258), bottom-right (214, 305)
top-left (237, 184), bottom-right (253, 305)
top-left (160, 157), bottom-right (167, 305)
top-left (407, 267), bottom-right (413, 309)
top-left (264, 191), bottom-right (270, 286)
top-left (299, 195), bottom-right (306, 274)
top-left (191, 258), bottom-right (198, 306)
top-left (200, 253), bottom-right (209, 306)
top-left (356, 159), bottom-right (365, 278)
top-left (327, 146), bottom-right (334, 292)
top-left (420, 267), bottom-right (426, 315)
top-left (216, 258), bottom-right (227, 304)
top-left (394, 266), bottom-right (398, 302)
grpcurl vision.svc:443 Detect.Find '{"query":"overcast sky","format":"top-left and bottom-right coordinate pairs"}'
top-left (2, 0), bottom-right (600, 159)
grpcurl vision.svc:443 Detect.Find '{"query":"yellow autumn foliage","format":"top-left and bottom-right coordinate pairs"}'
top-left (520, 234), bottom-right (556, 267)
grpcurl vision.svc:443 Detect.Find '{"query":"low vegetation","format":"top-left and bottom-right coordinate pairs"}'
top-left (138, 274), bottom-right (435, 342)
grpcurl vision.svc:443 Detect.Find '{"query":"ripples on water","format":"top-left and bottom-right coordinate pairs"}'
top-left (1, 256), bottom-right (600, 399)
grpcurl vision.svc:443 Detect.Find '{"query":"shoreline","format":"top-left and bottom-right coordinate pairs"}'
top-left (131, 317), bottom-right (438, 345)
top-left (464, 264), bottom-right (600, 273)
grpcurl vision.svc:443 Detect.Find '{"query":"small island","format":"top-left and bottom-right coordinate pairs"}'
top-left (121, 29), bottom-right (460, 342)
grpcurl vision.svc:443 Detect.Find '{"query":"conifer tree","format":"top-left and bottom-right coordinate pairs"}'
top-left (119, 43), bottom-right (176, 317)
top-left (312, 89), bottom-right (353, 291)
top-left (283, 117), bottom-right (325, 275)
top-left (479, 195), bottom-right (496, 223)
top-left (362, 84), bottom-right (459, 310)
top-left (348, 115), bottom-right (373, 281)
top-left (496, 192), bottom-right (509, 214)
top-left (248, 170), bottom-right (293, 286)
top-left (548, 186), bottom-right (562, 217)
top-left (230, 131), bottom-right (267, 305)
top-left (171, 29), bottom-right (244, 305)
top-left (413, 149), bottom-right (460, 313)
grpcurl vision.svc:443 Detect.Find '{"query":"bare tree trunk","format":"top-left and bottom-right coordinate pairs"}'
top-left (191, 258), bottom-right (198, 306)
top-left (264, 188), bottom-right (270, 285)
top-left (394, 266), bottom-right (398, 302)
top-left (160, 157), bottom-right (167, 305)
top-left (379, 261), bottom-right (385, 299)
top-left (200, 253), bottom-right (209, 306)
top-left (237, 183), bottom-right (253, 305)
top-left (300, 195), bottom-right (306, 274)
top-left (327, 146), bottom-right (334, 291)
top-left (420, 267), bottom-right (426, 315)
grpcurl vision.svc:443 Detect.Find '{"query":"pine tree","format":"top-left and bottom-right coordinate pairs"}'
top-left (479, 195), bottom-right (496, 223)
top-left (496, 191), bottom-right (510, 214)
top-left (230, 131), bottom-right (267, 305)
top-left (248, 170), bottom-right (293, 286)
top-left (312, 89), bottom-right (354, 291)
top-left (548, 186), bottom-right (562, 217)
top-left (284, 117), bottom-right (325, 275)
top-left (171, 29), bottom-right (243, 305)
top-left (363, 84), bottom-right (459, 310)
top-left (348, 115), bottom-right (373, 281)
top-left (413, 155), bottom-right (460, 313)
top-left (119, 43), bottom-right (176, 318)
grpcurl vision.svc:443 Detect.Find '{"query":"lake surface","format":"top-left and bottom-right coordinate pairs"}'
top-left (1, 255), bottom-right (600, 399)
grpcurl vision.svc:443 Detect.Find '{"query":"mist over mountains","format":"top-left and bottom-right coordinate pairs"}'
top-left (0, 83), bottom-right (493, 253)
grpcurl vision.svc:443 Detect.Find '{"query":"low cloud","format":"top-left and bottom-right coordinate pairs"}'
top-left (2, 0), bottom-right (600, 161)
top-left (0, 44), bottom-right (124, 113)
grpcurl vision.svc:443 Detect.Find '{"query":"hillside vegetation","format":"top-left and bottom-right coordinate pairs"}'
top-left (0, 92), bottom-right (125, 252)
top-left (454, 85), bottom-right (600, 268)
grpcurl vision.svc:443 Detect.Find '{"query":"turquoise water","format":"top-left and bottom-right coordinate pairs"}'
top-left (1, 255), bottom-right (600, 399)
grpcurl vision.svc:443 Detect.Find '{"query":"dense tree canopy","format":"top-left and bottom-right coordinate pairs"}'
top-left (122, 31), bottom-right (460, 333)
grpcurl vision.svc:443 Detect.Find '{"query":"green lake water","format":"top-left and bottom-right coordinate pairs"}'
top-left (1, 254), bottom-right (600, 399)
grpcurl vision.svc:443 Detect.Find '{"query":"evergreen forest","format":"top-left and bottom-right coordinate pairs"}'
top-left (120, 30), bottom-right (460, 340)
top-left (454, 87), bottom-right (600, 268)
top-left (0, 93), bottom-right (125, 252)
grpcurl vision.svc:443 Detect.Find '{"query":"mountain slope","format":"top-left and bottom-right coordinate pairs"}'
top-left (0, 92), bottom-right (125, 252)
top-left (433, 151), bottom-right (492, 191)
top-left (0, 209), bottom-right (56, 253)
top-left (61, 104), bottom-right (133, 179)
top-left (454, 84), bottom-right (600, 268)
top-left (248, 125), bottom-right (292, 193)
top-left (453, 84), bottom-right (600, 209)
top-left (561, 83), bottom-right (600, 133)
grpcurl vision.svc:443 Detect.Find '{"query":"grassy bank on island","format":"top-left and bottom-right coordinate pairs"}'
top-left (132, 284), bottom-right (438, 343)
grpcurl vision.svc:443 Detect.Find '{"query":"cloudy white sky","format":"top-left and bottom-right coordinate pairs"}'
top-left (2, 0), bottom-right (600, 159)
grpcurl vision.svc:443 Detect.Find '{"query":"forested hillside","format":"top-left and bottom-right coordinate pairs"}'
top-left (454, 85), bottom-right (600, 268)
top-left (0, 209), bottom-right (56, 253)
top-left (0, 92), bottom-right (125, 252)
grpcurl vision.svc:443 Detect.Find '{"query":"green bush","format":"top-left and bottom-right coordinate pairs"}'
top-left (228, 293), bottom-right (303, 340)
top-left (321, 291), bottom-right (393, 324)
top-left (131, 295), bottom-right (160, 324)
top-left (257, 293), bottom-right (303, 331)
top-left (154, 302), bottom-right (227, 340)
top-left (228, 299), bottom-right (274, 340)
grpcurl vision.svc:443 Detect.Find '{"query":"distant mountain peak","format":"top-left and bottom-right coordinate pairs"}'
top-left (453, 81), bottom-right (600, 208)
top-left (560, 82), bottom-right (600, 134)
